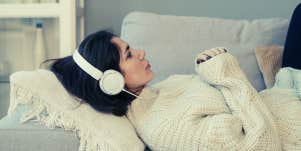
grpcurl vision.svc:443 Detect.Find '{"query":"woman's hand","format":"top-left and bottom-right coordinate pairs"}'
top-left (195, 47), bottom-right (227, 64)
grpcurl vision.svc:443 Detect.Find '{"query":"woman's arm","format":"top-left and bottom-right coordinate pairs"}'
top-left (193, 48), bottom-right (281, 150)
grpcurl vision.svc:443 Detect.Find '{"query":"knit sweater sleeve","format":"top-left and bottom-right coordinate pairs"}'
top-left (191, 53), bottom-right (282, 150)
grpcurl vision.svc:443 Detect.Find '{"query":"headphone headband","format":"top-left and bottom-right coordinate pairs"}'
top-left (72, 49), bottom-right (103, 80)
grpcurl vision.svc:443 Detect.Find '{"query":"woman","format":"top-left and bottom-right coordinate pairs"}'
top-left (50, 4), bottom-right (301, 151)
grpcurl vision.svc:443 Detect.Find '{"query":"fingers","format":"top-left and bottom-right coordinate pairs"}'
top-left (196, 47), bottom-right (228, 64)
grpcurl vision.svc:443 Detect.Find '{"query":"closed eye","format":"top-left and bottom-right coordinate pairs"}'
top-left (125, 45), bottom-right (132, 59)
top-left (127, 51), bottom-right (132, 58)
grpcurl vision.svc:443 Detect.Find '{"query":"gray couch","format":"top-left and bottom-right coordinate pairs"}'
top-left (0, 11), bottom-right (288, 151)
top-left (0, 121), bottom-right (79, 150)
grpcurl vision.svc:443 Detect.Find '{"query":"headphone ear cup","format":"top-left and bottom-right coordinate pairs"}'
top-left (99, 70), bottom-right (125, 95)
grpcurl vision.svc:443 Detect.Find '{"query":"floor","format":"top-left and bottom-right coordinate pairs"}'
top-left (0, 82), bottom-right (10, 119)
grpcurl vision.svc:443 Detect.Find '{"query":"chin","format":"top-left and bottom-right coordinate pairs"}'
top-left (149, 71), bottom-right (155, 80)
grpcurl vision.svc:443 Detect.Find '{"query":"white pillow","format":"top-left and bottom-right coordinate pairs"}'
top-left (8, 69), bottom-right (145, 151)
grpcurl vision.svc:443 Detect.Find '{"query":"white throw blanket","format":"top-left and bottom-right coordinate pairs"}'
top-left (127, 53), bottom-right (301, 151)
top-left (8, 69), bottom-right (145, 151)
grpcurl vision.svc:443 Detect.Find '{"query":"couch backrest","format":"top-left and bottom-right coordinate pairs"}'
top-left (121, 11), bottom-right (289, 91)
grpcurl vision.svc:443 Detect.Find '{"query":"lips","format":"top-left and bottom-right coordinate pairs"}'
top-left (145, 62), bottom-right (151, 69)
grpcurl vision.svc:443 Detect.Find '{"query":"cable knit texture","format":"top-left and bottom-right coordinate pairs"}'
top-left (127, 53), bottom-right (288, 151)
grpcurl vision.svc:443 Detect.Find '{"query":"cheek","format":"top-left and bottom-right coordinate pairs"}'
top-left (125, 68), bottom-right (145, 81)
top-left (124, 67), bottom-right (149, 84)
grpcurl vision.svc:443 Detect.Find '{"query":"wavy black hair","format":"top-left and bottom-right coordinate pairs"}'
top-left (49, 30), bottom-right (135, 116)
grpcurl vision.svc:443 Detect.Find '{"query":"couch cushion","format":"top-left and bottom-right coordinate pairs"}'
top-left (121, 11), bottom-right (289, 91)
top-left (0, 121), bottom-right (79, 151)
top-left (255, 45), bottom-right (283, 88)
top-left (0, 104), bottom-right (79, 151)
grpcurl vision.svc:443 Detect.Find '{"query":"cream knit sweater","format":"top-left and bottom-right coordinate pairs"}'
top-left (126, 53), bottom-right (301, 151)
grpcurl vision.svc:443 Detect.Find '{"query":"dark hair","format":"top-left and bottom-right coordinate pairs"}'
top-left (49, 30), bottom-right (135, 116)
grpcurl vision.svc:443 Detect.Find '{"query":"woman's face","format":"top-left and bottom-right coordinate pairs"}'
top-left (111, 37), bottom-right (154, 92)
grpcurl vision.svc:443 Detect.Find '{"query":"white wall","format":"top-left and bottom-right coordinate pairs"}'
top-left (84, 0), bottom-right (301, 36)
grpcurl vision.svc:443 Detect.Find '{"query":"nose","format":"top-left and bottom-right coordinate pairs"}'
top-left (138, 50), bottom-right (145, 60)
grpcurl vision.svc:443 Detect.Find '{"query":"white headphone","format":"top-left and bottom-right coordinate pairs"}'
top-left (72, 49), bottom-right (140, 98)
